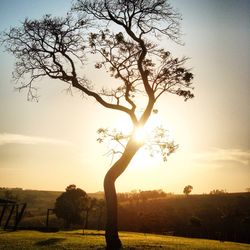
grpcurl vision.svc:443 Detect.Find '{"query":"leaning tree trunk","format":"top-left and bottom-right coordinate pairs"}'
top-left (104, 139), bottom-right (141, 249)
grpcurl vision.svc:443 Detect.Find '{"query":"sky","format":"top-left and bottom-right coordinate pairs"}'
top-left (0, 0), bottom-right (249, 194)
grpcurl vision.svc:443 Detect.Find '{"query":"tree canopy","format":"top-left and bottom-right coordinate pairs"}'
top-left (2, 0), bottom-right (193, 117)
top-left (1, 0), bottom-right (194, 160)
top-left (183, 185), bottom-right (193, 196)
top-left (54, 184), bottom-right (89, 227)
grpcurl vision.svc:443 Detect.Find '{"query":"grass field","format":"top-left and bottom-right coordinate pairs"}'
top-left (0, 230), bottom-right (249, 250)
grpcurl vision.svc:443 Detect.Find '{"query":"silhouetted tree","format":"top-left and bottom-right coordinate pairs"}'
top-left (54, 185), bottom-right (89, 228)
top-left (183, 185), bottom-right (193, 196)
top-left (2, 0), bottom-right (194, 248)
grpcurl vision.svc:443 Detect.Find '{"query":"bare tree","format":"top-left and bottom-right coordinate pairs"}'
top-left (2, 0), bottom-right (194, 248)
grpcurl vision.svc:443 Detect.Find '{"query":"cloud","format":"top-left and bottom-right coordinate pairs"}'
top-left (0, 133), bottom-right (71, 146)
top-left (192, 148), bottom-right (250, 168)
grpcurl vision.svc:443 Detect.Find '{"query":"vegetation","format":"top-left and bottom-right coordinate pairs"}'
top-left (210, 189), bottom-right (227, 195)
top-left (1, 0), bottom-right (194, 248)
top-left (183, 185), bottom-right (193, 196)
top-left (54, 185), bottom-right (89, 228)
top-left (117, 191), bottom-right (250, 244)
top-left (1, 188), bottom-right (250, 244)
top-left (0, 188), bottom-right (106, 231)
top-left (0, 229), bottom-right (250, 250)
top-left (117, 189), bottom-right (168, 202)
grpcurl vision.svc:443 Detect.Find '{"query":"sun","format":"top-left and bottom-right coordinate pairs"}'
top-left (113, 113), bottom-right (175, 146)
top-left (133, 126), bottom-right (147, 143)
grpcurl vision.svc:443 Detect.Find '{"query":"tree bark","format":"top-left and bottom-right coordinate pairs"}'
top-left (104, 140), bottom-right (140, 249)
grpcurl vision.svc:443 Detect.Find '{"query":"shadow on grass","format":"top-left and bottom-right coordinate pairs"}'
top-left (35, 238), bottom-right (65, 246)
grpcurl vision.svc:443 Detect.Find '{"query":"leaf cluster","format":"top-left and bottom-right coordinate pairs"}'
top-left (97, 125), bottom-right (178, 162)
top-left (144, 126), bottom-right (178, 161)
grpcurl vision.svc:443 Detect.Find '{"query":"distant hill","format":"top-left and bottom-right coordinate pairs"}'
top-left (1, 188), bottom-right (250, 244)
top-left (0, 187), bottom-right (104, 214)
top-left (117, 192), bottom-right (250, 244)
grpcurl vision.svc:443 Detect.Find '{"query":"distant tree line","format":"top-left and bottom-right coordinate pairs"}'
top-left (209, 189), bottom-right (227, 195)
top-left (117, 189), bottom-right (171, 203)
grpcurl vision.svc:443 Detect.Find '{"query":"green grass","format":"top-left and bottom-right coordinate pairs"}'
top-left (0, 230), bottom-right (249, 250)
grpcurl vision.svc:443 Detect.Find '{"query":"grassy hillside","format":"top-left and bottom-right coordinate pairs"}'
top-left (118, 192), bottom-right (250, 243)
top-left (1, 188), bottom-right (250, 244)
top-left (0, 189), bottom-right (62, 214)
top-left (0, 230), bottom-right (249, 250)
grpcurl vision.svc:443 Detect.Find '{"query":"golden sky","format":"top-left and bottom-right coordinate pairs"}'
top-left (0, 0), bottom-right (249, 193)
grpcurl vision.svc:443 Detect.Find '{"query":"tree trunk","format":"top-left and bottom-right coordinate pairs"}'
top-left (82, 209), bottom-right (89, 235)
top-left (97, 207), bottom-right (103, 231)
top-left (104, 140), bottom-right (140, 249)
top-left (85, 209), bottom-right (89, 229)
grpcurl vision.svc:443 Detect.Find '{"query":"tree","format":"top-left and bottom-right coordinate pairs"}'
top-left (183, 185), bottom-right (193, 196)
top-left (54, 184), bottom-right (89, 228)
top-left (2, 0), bottom-right (194, 248)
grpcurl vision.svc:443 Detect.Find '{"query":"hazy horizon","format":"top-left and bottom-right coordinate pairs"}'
top-left (0, 186), bottom-right (244, 195)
